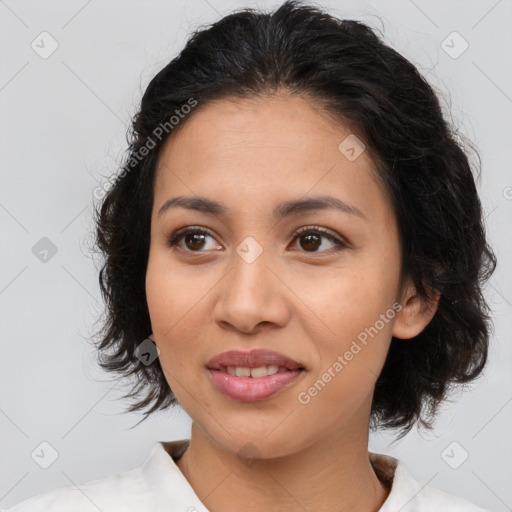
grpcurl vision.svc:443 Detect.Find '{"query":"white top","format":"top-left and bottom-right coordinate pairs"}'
top-left (2, 439), bottom-right (489, 512)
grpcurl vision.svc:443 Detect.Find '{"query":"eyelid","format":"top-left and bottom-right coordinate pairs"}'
top-left (167, 224), bottom-right (350, 255)
top-left (293, 225), bottom-right (347, 244)
top-left (167, 225), bottom-right (218, 249)
top-left (292, 225), bottom-right (350, 253)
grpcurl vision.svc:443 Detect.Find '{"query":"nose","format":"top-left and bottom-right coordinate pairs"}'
top-left (213, 247), bottom-right (290, 334)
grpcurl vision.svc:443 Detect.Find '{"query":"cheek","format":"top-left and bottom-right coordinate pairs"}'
top-left (146, 255), bottom-right (216, 366)
top-left (302, 263), bottom-right (397, 340)
top-left (146, 250), bottom-right (204, 324)
top-left (294, 259), bottom-right (397, 398)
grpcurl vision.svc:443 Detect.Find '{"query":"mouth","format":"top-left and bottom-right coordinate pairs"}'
top-left (207, 348), bottom-right (305, 372)
top-left (206, 349), bottom-right (306, 402)
top-left (210, 365), bottom-right (304, 378)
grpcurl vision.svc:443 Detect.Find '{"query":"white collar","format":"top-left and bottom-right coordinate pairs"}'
top-left (140, 439), bottom-right (486, 511)
top-left (4, 438), bottom-right (488, 511)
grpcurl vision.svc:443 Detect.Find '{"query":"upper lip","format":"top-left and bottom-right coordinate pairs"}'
top-left (207, 349), bottom-right (304, 370)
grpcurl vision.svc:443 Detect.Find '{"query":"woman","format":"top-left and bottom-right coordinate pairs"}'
top-left (4, 1), bottom-right (496, 511)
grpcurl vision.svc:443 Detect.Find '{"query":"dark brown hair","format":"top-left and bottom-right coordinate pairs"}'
top-left (90, 0), bottom-right (496, 438)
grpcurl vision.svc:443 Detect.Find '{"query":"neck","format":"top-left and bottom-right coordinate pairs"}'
top-left (175, 415), bottom-right (389, 512)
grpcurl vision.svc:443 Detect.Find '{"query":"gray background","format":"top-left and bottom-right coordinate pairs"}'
top-left (1, 0), bottom-right (511, 510)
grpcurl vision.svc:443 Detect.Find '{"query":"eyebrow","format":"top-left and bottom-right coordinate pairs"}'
top-left (157, 194), bottom-right (367, 221)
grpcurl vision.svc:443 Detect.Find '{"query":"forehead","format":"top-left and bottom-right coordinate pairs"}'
top-left (153, 93), bottom-right (390, 223)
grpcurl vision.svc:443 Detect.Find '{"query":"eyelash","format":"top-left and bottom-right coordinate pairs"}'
top-left (166, 225), bottom-right (348, 255)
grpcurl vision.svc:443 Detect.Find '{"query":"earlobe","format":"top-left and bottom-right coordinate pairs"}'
top-left (149, 332), bottom-right (155, 341)
top-left (392, 282), bottom-right (441, 340)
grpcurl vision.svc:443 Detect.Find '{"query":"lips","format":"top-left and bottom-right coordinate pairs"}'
top-left (207, 349), bottom-right (305, 372)
top-left (206, 349), bottom-right (306, 401)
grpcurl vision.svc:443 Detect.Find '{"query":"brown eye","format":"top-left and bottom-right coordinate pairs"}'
top-left (166, 225), bottom-right (347, 255)
top-left (167, 227), bottom-right (220, 252)
top-left (291, 226), bottom-right (347, 254)
top-left (299, 232), bottom-right (322, 251)
top-left (183, 232), bottom-right (207, 250)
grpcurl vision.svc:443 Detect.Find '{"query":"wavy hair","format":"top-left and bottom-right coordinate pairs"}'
top-left (90, 0), bottom-right (497, 438)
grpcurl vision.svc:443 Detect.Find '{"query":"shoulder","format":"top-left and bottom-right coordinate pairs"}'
top-left (1, 465), bottom-right (152, 512)
top-left (370, 452), bottom-right (490, 512)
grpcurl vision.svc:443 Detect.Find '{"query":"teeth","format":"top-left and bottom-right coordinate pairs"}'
top-left (264, 365), bottom-right (279, 376)
top-left (249, 366), bottom-right (267, 378)
top-left (235, 367), bottom-right (251, 377)
top-left (227, 365), bottom-right (281, 378)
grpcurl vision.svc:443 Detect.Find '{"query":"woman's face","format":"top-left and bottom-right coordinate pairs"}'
top-left (146, 92), bottom-right (406, 458)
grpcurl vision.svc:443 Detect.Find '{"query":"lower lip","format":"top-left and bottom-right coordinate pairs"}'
top-left (207, 368), bottom-right (304, 402)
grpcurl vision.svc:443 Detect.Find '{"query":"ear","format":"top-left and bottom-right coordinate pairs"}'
top-left (148, 333), bottom-right (155, 341)
top-left (392, 279), bottom-right (441, 340)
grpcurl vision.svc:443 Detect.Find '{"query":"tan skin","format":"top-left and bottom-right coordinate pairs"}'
top-left (145, 92), bottom-right (439, 512)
